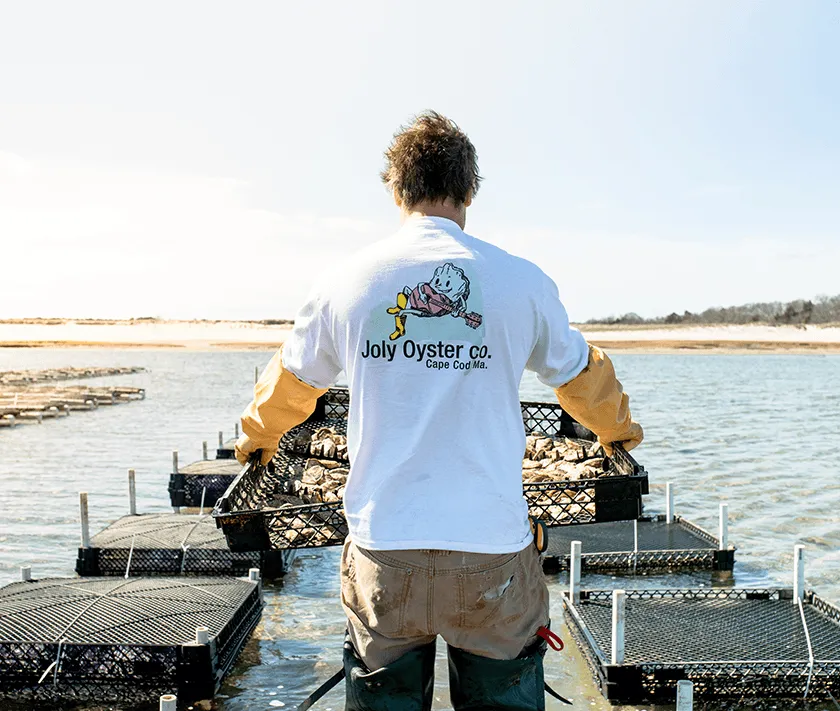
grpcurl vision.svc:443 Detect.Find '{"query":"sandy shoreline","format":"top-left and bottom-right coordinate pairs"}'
top-left (1, 319), bottom-right (839, 353)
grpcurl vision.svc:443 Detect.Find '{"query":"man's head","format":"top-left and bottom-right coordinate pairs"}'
top-left (382, 111), bottom-right (481, 224)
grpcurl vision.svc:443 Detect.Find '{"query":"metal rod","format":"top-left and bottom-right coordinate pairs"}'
top-left (665, 482), bottom-right (674, 523)
top-left (611, 590), bottom-right (626, 665)
top-left (249, 568), bottom-right (261, 583)
top-left (79, 492), bottom-right (91, 548)
top-left (128, 469), bottom-right (137, 515)
top-left (195, 627), bottom-right (209, 645)
top-left (794, 544), bottom-right (806, 602)
top-left (160, 694), bottom-right (177, 711)
top-left (719, 503), bottom-right (729, 550)
top-left (21, 565), bottom-right (31, 582)
top-left (202, 441), bottom-right (208, 460)
top-left (569, 541), bottom-right (582, 605)
top-left (676, 679), bottom-right (694, 710)
top-left (172, 450), bottom-right (178, 474)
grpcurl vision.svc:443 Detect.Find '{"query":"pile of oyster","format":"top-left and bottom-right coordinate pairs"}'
top-left (288, 425), bottom-right (349, 461)
top-left (522, 434), bottom-right (608, 482)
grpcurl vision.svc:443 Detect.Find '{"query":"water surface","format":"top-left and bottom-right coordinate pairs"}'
top-left (1, 349), bottom-right (838, 710)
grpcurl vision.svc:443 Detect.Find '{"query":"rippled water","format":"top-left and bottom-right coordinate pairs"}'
top-left (1, 348), bottom-right (839, 710)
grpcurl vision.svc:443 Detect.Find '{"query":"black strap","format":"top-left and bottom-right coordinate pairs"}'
top-left (296, 668), bottom-right (345, 711)
top-left (545, 681), bottom-right (573, 705)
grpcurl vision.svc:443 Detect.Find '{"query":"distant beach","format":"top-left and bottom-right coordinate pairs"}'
top-left (1, 318), bottom-right (839, 353)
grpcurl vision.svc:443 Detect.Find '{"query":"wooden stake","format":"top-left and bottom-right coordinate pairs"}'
top-left (79, 492), bottom-right (91, 548)
top-left (665, 482), bottom-right (674, 523)
top-left (569, 541), bottom-right (582, 605)
top-left (719, 503), bottom-right (729, 551)
top-left (172, 451), bottom-right (178, 474)
top-left (218, 431), bottom-right (224, 448)
top-left (202, 441), bottom-right (208, 460)
top-left (611, 590), bottom-right (626, 665)
top-left (234, 422), bottom-right (240, 438)
top-left (128, 469), bottom-right (137, 515)
top-left (794, 544), bottom-right (805, 603)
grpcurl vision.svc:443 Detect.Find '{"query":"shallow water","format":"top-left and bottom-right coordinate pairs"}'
top-left (1, 349), bottom-right (839, 710)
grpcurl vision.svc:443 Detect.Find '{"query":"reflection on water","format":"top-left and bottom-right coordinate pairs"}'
top-left (1, 349), bottom-right (838, 710)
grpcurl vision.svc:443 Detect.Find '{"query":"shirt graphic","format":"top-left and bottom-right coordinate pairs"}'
top-left (385, 262), bottom-right (484, 341)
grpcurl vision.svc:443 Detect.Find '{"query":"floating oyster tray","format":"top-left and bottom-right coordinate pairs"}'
top-left (213, 387), bottom-right (649, 551)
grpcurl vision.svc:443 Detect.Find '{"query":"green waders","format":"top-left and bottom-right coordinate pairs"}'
top-left (343, 634), bottom-right (549, 711)
top-left (448, 637), bottom-right (548, 711)
top-left (344, 634), bottom-right (436, 711)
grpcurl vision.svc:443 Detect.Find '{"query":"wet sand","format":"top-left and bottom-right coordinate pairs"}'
top-left (2, 319), bottom-right (840, 353)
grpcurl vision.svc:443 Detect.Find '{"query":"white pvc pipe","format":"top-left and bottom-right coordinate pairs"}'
top-left (79, 492), bottom-right (91, 548)
top-left (676, 679), bottom-right (694, 710)
top-left (160, 694), bottom-right (177, 711)
top-left (794, 544), bottom-right (806, 603)
top-left (172, 450), bottom-right (178, 474)
top-left (633, 519), bottom-right (639, 554)
top-left (611, 590), bottom-right (626, 665)
top-left (569, 541), bottom-right (582, 605)
top-left (665, 482), bottom-right (674, 523)
top-left (21, 565), bottom-right (31, 582)
top-left (202, 441), bottom-right (208, 460)
top-left (249, 568), bottom-right (261, 583)
top-left (719, 503), bottom-right (729, 551)
top-left (128, 469), bottom-right (137, 515)
top-left (195, 627), bottom-right (209, 645)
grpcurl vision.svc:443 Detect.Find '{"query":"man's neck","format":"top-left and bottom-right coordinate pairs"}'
top-left (401, 200), bottom-right (466, 230)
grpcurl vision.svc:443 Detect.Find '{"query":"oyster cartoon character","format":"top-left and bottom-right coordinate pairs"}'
top-left (386, 262), bottom-right (483, 341)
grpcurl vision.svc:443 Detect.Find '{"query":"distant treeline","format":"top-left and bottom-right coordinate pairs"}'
top-left (589, 294), bottom-right (840, 326)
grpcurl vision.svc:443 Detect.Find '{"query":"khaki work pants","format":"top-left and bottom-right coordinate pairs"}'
top-left (340, 539), bottom-right (550, 670)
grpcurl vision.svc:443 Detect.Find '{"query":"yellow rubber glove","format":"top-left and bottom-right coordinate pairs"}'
top-left (234, 344), bottom-right (328, 466)
top-left (553, 345), bottom-right (643, 457)
top-left (234, 440), bottom-right (276, 467)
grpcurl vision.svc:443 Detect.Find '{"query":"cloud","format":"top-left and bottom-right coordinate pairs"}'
top-left (475, 223), bottom-right (839, 321)
top-left (1, 151), bottom-right (835, 322)
top-left (0, 152), bottom-right (385, 319)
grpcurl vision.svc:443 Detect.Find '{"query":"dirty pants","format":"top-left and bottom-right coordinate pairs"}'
top-left (340, 539), bottom-right (550, 670)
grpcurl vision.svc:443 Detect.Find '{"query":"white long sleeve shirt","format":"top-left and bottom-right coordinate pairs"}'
top-left (282, 215), bottom-right (590, 553)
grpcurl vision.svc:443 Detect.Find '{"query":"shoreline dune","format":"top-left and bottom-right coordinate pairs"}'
top-left (1, 319), bottom-right (839, 354)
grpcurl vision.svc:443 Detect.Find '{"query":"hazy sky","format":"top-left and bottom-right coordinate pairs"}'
top-left (1, 1), bottom-right (838, 321)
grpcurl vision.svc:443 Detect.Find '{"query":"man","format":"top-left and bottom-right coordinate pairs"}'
top-left (236, 111), bottom-right (643, 711)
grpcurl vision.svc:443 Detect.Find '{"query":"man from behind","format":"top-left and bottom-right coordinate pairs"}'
top-left (236, 111), bottom-right (643, 711)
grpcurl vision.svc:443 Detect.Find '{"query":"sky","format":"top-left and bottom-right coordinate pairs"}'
top-left (0, 0), bottom-right (838, 322)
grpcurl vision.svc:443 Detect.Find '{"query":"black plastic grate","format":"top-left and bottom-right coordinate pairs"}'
top-left (542, 515), bottom-right (734, 573)
top-left (216, 438), bottom-right (237, 460)
top-left (0, 576), bottom-right (262, 705)
top-left (76, 514), bottom-right (293, 578)
top-left (214, 387), bottom-right (648, 551)
top-left (169, 459), bottom-right (243, 508)
top-left (563, 587), bottom-right (840, 703)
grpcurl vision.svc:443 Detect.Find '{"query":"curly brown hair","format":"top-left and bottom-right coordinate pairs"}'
top-left (381, 111), bottom-right (482, 209)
